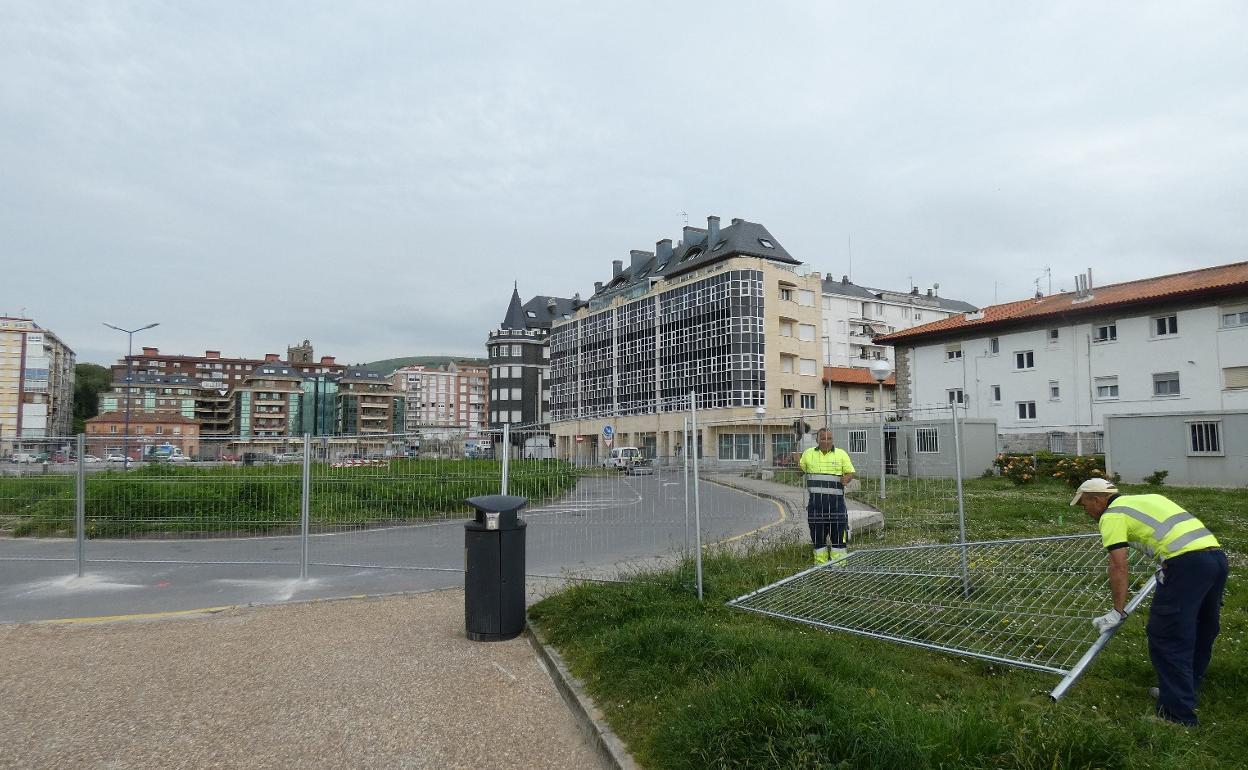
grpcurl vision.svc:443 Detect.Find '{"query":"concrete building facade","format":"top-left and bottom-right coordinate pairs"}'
top-left (878, 262), bottom-right (1248, 452)
top-left (819, 276), bottom-right (975, 368)
top-left (486, 287), bottom-right (577, 430)
top-left (0, 316), bottom-right (75, 442)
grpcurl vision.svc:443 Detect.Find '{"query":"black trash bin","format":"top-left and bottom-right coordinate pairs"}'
top-left (464, 494), bottom-right (528, 641)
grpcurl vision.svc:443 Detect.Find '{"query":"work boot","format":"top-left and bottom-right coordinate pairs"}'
top-left (813, 547), bottom-right (830, 564)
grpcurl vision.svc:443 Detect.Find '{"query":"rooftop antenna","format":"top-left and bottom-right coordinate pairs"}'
top-left (847, 235), bottom-right (852, 282)
top-left (679, 210), bottom-right (688, 227)
top-left (1036, 266), bottom-right (1052, 295)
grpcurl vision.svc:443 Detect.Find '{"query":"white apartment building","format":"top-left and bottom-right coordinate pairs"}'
top-left (820, 276), bottom-right (976, 369)
top-left (0, 316), bottom-right (76, 442)
top-left (392, 361), bottom-right (488, 437)
top-left (879, 263), bottom-right (1248, 452)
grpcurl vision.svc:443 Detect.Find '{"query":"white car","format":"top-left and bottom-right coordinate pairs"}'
top-left (104, 454), bottom-right (127, 463)
top-left (603, 446), bottom-right (643, 470)
top-left (10, 453), bottom-right (38, 463)
top-left (167, 454), bottom-right (191, 462)
top-left (83, 455), bottom-right (103, 463)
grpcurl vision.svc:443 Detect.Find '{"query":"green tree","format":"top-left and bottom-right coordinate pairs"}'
top-left (72, 363), bottom-right (113, 433)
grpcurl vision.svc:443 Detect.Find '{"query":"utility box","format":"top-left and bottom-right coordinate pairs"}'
top-left (464, 494), bottom-right (528, 641)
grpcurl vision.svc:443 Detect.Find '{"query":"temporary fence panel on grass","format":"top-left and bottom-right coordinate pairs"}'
top-left (727, 534), bottom-right (1159, 698)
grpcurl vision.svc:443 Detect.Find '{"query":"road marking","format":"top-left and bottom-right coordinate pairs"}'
top-left (702, 482), bottom-right (788, 547)
top-left (40, 605), bottom-right (237, 625)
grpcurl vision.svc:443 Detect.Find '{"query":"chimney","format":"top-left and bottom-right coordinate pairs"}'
top-left (1086, 268), bottom-right (1093, 290)
top-left (926, 289), bottom-right (933, 297)
top-left (142, 347), bottom-right (158, 356)
top-left (682, 226), bottom-right (705, 247)
top-left (594, 281), bottom-right (604, 294)
top-left (910, 287), bottom-right (919, 295)
top-left (265, 353), bottom-right (279, 362)
top-left (320, 355), bottom-right (336, 365)
top-left (707, 215), bottom-right (720, 245)
top-left (612, 259), bottom-right (623, 278)
top-left (629, 249), bottom-right (651, 273)
top-left (205, 350), bottom-right (220, 359)
top-left (842, 275), bottom-right (850, 285)
top-left (656, 239), bottom-right (673, 262)
top-left (547, 297), bottom-right (557, 310)
top-left (731, 218), bottom-right (743, 225)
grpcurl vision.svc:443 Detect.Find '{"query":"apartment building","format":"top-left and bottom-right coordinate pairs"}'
top-left (486, 286), bottom-right (577, 430)
top-left (393, 361), bottom-right (487, 437)
top-left (820, 276), bottom-right (976, 368)
top-left (337, 368), bottom-right (403, 435)
top-left (549, 216), bottom-right (825, 464)
top-left (0, 316), bottom-right (75, 442)
top-left (231, 362), bottom-right (305, 438)
top-left (877, 262), bottom-right (1248, 452)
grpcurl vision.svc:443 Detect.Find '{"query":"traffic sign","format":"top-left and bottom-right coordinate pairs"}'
top-left (603, 425), bottom-right (614, 437)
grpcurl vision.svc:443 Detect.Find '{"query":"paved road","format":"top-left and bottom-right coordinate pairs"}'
top-left (0, 470), bottom-right (783, 622)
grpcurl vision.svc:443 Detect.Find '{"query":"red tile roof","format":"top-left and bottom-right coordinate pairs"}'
top-left (87, 412), bottom-right (201, 425)
top-left (822, 366), bottom-right (896, 386)
top-left (877, 261), bottom-right (1248, 345)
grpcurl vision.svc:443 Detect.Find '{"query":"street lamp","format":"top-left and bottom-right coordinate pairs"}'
top-left (103, 322), bottom-right (159, 471)
top-left (869, 358), bottom-right (893, 500)
top-left (755, 405), bottom-right (766, 467)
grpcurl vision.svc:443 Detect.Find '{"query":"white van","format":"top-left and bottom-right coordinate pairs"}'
top-left (603, 446), bottom-right (642, 470)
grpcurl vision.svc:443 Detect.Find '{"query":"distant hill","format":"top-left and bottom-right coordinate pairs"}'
top-left (357, 356), bottom-right (489, 376)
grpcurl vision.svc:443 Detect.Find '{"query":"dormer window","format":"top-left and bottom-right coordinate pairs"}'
top-left (710, 240), bottom-right (727, 252)
top-left (680, 247), bottom-right (704, 263)
top-left (526, 311), bottom-right (536, 318)
top-left (758, 238), bottom-right (774, 249)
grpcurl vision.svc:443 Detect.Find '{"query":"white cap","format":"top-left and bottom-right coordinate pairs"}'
top-left (1070, 477), bottom-right (1118, 505)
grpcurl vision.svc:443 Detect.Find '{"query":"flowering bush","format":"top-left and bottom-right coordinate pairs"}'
top-left (1051, 455), bottom-right (1107, 489)
top-left (994, 453), bottom-right (1036, 485)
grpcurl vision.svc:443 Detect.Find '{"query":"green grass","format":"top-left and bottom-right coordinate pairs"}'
top-left (530, 478), bottom-right (1248, 769)
top-left (0, 459), bottom-right (579, 537)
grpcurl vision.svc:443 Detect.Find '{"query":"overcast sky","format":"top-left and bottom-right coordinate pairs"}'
top-left (4, 2), bottom-right (1245, 366)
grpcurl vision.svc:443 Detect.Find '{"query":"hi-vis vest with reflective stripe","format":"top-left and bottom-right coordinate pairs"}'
top-left (1099, 493), bottom-right (1219, 561)
top-left (799, 447), bottom-right (855, 498)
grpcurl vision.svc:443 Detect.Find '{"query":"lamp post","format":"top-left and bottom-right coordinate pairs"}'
top-left (103, 322), bottom-right (159, 471)
top-left (755, 405), bottom-right (766, 467)
top-left (869, 358), bottom-right (893, 500)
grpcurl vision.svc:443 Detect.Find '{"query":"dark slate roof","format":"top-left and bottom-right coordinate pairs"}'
top-left (116, 372), bottom-right (202, 387)
top-left (821, 275), bottom-right (979, 313)
top-left (501, 285), bottom-right (527, 329)
top-left (341, 367), bottom-right (388, 382)
top-left (250, 363), bottom-right (302, 379)
top-left (591, 218), bottom-right (801, 302)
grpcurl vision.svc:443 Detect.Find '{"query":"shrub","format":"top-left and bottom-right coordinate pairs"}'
top-left (993, 453), bottom-right (1035, 486)
top-left (1145, 469), bottom-right (1169, 486)
top-left (1051, 455), bottom-right (1107, 489)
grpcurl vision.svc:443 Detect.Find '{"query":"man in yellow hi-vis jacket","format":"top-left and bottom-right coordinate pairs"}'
top-left (1072, 477), bottom-right (1227, 726)
top-left (799, 429), bottom-right (855, 565)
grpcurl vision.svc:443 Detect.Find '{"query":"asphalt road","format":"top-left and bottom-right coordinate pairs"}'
top-left (0, 470), bottom-right (782, 622)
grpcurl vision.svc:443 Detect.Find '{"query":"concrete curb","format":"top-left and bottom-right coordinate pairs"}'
top-left (526, 620), bottom-right (640, 770)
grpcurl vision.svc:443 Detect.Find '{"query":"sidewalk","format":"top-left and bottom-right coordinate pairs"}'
top-left (704, 472), bottom-right (884, 542)
top-left (0, 590), bottom-right (606, 770)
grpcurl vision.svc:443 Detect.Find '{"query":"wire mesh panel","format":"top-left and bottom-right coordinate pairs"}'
top-left (729, 534), bottom-right (1157, 693)
top-left (0, 436), bottom-right (79, 559)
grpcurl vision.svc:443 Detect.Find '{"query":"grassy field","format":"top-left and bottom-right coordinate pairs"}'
top-left (530, 477), bottom-right (1247, 769)
top-left (0, 459), bottom-right (578, 537)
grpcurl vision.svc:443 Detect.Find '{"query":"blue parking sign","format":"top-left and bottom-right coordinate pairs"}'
top-left (603, 425), bottom-right (614, 437)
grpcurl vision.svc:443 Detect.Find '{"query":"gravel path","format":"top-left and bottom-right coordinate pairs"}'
top-left (0, 590), bottom-right (604, 770)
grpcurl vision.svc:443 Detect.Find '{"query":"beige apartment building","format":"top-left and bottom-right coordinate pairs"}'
top-left (823, 366), bottom-right (897, 416)
top-left (392, 361), bottom-right (489, 438)
top-left (0, 316), bottom-right (75, 443)
top-left (549, 217), bottom-right (826, 464)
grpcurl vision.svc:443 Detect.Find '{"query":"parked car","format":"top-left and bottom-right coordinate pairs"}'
top-left (9, 452), bottom-right (38, 464)
top-left (167, 453), bottom-right (191, 462)
top-left (104, 454), bottom-right (127, 463)
top-left (83, 455), bottom-right (103, 463)
top-left (275, 452), bottom-right (303, 463)
top-left (623, 456), bottom-right (654, 475)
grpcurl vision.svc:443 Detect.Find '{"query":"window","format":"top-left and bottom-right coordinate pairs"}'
top-left (848, 430), bottom-right (867, 453)
top-left (1093, 323), bottom-right (1117, 343)
top-left (758, 238), bottom-right (775, 249)
top-left (800, 393), bottom-right (816, 409)
top-left (1188, 421), bottom-right (1222, 455)
top-left (780, 355), bottom-right (795, 374)
top-left (779, 287), bottom-right (793, 302)
top-left (511, 344), bottom-right (522, 356)
top-left (1017, 401), bottom-right (1037, 420)
top-left (798, 323), bottom-right (816, 341)
top-left (1153, 315), bottom-right (1178, 336)
top-left (109, 425), bottom-right (117, 434)
top-left (838, 386), bottom-right (849, 400)
top-left (916, 427), bottom-right (939, 453)
top-left (782, 392), bottom-right (795, 408)
top-left (989, 337), bottom-right (999, 355)
top-left (864, 389), bottom-right (874, 403)
top-left (914, 311), bottom-right (922, 321)
top-left (718, 433), bottom-right (765, 461)
top-left (1224, 366), bottom-right (1248, 390)
top-left (511, 411), bottom-right (522, 422)
top-left (1048, 329), bottom-right (1060, 343)
top-left (947, 388), bottom-right (964, 404)
top-left (1095, 376), bottom-right (1119, 399)
top-left (945, 344), bottom-right (962, 360)
top-left (799, 358), bottom-right (817, 376)
top-left (1153, 372), bottom-right (1180, 397)
top-left (1049, 381), bottom-right (1060, 400)
top-left (796, 290), bottom-right (815, 307)
top-left (991, 385), bottom-right (1001, 403)
top-left (155, 426), bottom-right (164, 435)
top-left (1221, 307), bottom-right (1248, 327)
top-left (779, 320), bottom-right (794, 337)
top-left (1015, 351), bottom-right (1035, 369)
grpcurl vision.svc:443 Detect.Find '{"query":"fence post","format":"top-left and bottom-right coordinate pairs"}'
top-left (300, 433), bottom-right (311, 580)
top-left (75, 433), bottom-right (86, 578)
top-left (683, 416), bottom-right (690, 555)
top-left (951, 403), bottom-right (969, 596)
top-left (501, 423), bottom-right (510, 495)
top-left (691, 391), bottom-right (703, 601)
